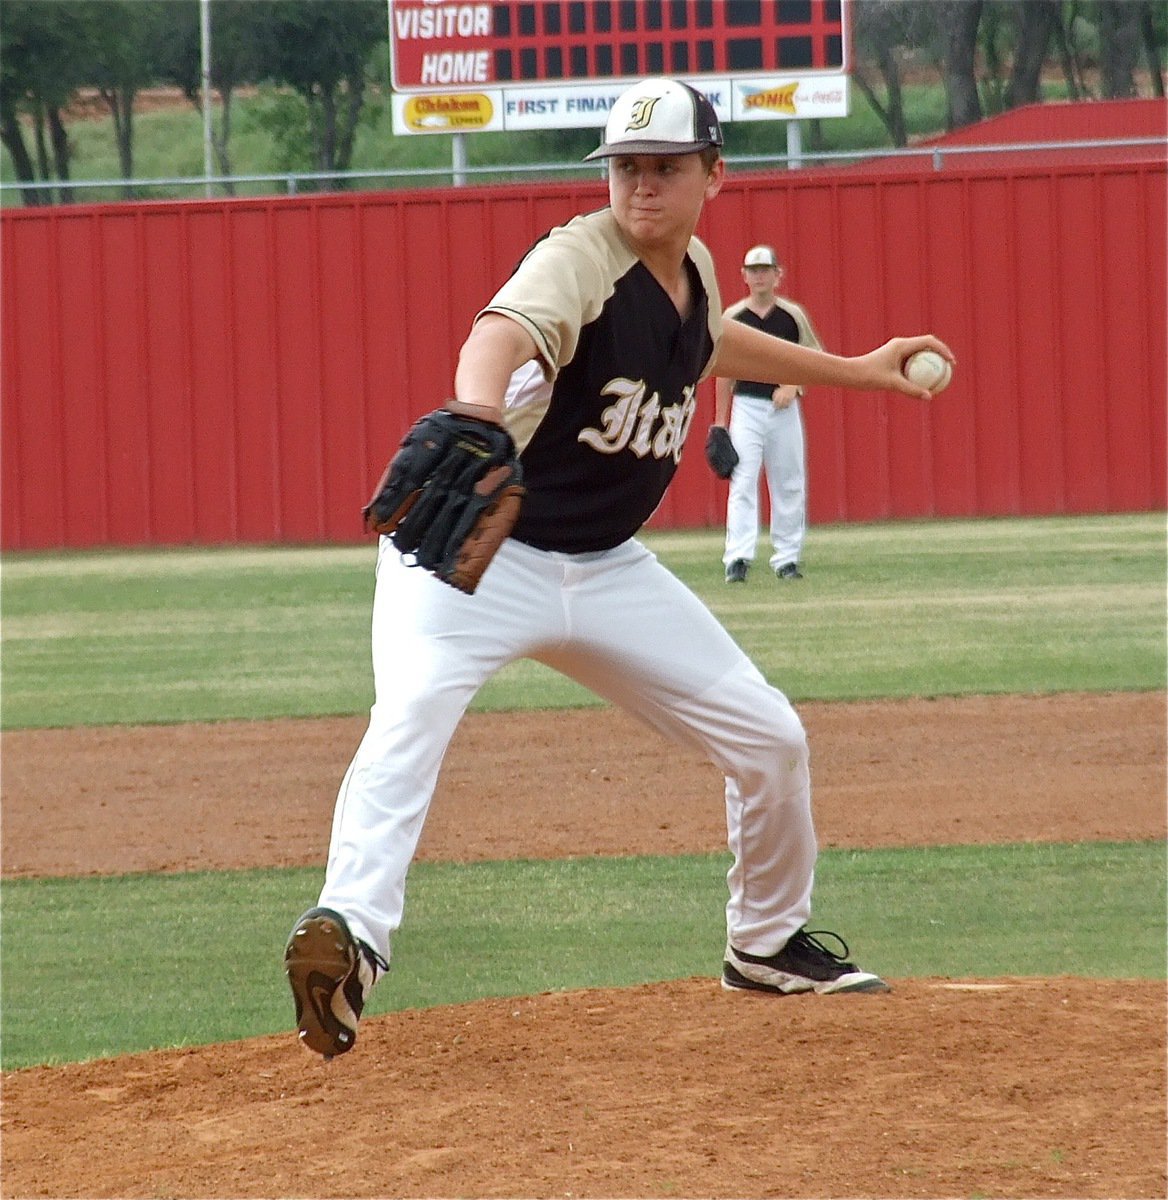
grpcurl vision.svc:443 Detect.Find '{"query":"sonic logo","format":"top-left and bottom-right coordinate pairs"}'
top-left (743, 83), bottom-right (800, 116)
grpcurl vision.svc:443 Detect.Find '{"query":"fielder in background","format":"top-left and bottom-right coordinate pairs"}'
top-left (284, 76), bottom-right (954, 1060)
top-left (708, 245), bottom-right (822, 584)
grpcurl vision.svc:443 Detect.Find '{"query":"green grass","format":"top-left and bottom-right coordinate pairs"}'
top-left (674, 514), bottom-right (1167, 700)
top-left (2, 840), bottom-right (1163, 1069)
top-left (2, 513), bottom-right (1163, 1070)
top-left (1, 546), bottom-right (378, 728)
top-left (2, 515), bottom-right (1163, 729)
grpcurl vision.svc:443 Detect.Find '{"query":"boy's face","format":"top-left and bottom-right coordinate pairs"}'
top-left (608, 153), bottom-right (724, 251)
top-left (743, 263), bottom-right (780, 298)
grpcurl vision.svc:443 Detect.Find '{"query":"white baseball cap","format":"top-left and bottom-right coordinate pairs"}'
top-left (584, 78), bottom-right (723, 161)
top-left (743, 245), bottom-right (779, 268)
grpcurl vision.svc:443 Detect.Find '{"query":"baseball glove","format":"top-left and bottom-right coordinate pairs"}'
top-left (363, 401), bottom-right (525, 594)
top-left (705, 425), bottom-right (740, 479)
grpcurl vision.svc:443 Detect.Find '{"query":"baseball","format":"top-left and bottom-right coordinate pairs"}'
top-left (903, 349), bottom-right (952, 394)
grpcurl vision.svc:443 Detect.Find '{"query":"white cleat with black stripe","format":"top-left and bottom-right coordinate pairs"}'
top-left (723, 927), bottom-right (890, 995)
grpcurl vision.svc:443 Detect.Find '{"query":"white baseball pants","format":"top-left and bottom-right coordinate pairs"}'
top-left (318, 535), bottom-right (817, 965)
top-left (723, 394), bottom-right (807, 569)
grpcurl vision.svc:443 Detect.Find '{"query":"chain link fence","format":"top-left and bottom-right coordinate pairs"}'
top-left (3, 137), bottom-right (1162, 206)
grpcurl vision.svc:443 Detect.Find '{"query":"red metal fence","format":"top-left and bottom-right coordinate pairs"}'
top-left (2, 157), bottom-right (1164, 550)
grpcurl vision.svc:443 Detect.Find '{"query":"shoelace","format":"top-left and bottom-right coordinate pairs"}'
top-left (790, 927), bottom-right (853, 965)
top-left (361, 943), bottom-right (390, 975)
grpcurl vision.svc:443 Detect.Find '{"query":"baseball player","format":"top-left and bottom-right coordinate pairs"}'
top-left (712, 245), bottom-right (821, 583)
top-left (284, 77), bottom-right (954, 1059)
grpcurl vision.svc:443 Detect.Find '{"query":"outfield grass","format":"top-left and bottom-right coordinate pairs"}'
top-left (2, 841), bottom-right (1162, 1069)
top-left (2, 515), bottom-right (1163, 729)
top-left (2, 513), bottom-right (1163, 1069)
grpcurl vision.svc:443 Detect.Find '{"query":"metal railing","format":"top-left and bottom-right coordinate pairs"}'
top-left (1, 136), bottom-right (1162, 204)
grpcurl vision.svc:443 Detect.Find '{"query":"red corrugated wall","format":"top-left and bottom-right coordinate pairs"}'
top-left (2, 158), bottom-right (1164, 550)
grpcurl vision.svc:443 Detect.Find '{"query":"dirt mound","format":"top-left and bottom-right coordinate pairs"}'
top-left (2, 691), bottom-right (1164, 1197)
top-left (4, 977), bottom-right (1164, 1198)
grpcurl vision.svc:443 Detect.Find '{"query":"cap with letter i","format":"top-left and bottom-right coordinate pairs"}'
top-left (584, 78), bottom-right (724, 160)
top-left (743, 245), bottom-right (779, 268)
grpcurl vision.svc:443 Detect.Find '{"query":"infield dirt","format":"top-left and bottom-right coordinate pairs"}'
top-left (2, 691), bottom-right (1165, 1198)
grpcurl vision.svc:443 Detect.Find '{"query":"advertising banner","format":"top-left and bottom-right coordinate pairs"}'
top-left (388, 0), bottom-right (850, 135)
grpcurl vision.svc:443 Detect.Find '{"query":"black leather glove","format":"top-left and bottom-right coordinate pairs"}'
top-left (704, 426), bottom-right (739, 480)
top-left (363, 402), bottom-right (525, 594)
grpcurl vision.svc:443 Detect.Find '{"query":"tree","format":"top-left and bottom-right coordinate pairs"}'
top-left (936, 0), bottom-right (985, 128)
top-left (1004, 1), bottom-right (1061, 108)
top-left (86, 0), bottom-right (172, 198)
top-left (852, 0), bottom-right (937, 146)
top-left (1, 2), bottom-right (47, 204)
top-left (1098, 0), bottom-right (1141, 98)
top-left (0, 1), bottom-right (94, 204)
top-left (1139, 0), bottom-right (1166, 98)
top-left (1050, 0), bottom-right (1089, 100)
top-left (154, 0), bottom-right (265, 195)
top-left (250, 0), bottom-right (386, 187)
top-left (977, 0), bottom-right (1011, 114)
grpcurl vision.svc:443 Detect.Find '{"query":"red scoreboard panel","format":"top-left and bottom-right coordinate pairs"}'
top-left (391, 1), bottom-right (847, 92)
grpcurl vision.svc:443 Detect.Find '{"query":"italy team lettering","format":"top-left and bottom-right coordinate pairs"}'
top-left (578, 379), bottom-right (697, 465)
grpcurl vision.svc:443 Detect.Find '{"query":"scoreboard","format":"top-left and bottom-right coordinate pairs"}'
top-left (388, 1), bottom-right (851, 136)
top-left (391, 1), bottom-right (846, 91)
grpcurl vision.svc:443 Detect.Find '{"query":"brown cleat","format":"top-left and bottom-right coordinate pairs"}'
top-left (284, 907), bottom-right (383, 1058)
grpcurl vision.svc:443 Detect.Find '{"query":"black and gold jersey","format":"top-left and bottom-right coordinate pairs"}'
top-left (478, 208), bottom-right (722, 554)
top-left (722, 296), bottom-right (822, 401)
